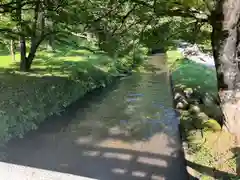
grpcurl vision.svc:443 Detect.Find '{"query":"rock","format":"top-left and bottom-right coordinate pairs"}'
top-left (174, 85), bottom-right (185, 93)
top-left (189, 112), bottom-right (209, 129)
top-left (176, 98), bottom-right (189, 109)
top-left (193, 119), bottom-right (203, 129)
top-left (174, 92), bottom-right (183, 101)
top-left (181, 121), bottom-right (195, 131)
top-left (180, 111), bottom-right (197, 131)
top-left (196, 112), bottom-right (209, 123)
top-left (197, 93), bottom-right (222, 121)
top-left (189, 105), bottom-right (201, 114)
top-left (180, 110), bottom-right (192, 121)
top-left (181, 98), bottom-right (189, 105)
top-left (184, 88), bottom-right (193, 98)
top-left (186, 129), bottom-right (205, 144)
top-left (186, 98), bottom-right (200, 105)
top-left (176, 102), bottom-right (185, 109)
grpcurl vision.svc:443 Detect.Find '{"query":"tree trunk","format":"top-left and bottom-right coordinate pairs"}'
top-left (16, 0), bottom-right (29, 71)
top-left (211, 0), bottom-right (240, 175)
top-left (211, 0), bottom-right (240, 129)
top-left (19, 0), bottom-right (44, 71)
top-left (10, 40), bottom-right (16, 62)
top-left (19, 36), bottom-right (28, 71)
top-left (48, 34), bottom-right (55, 51)
top-left (26, 38), bottom-right (38, 70)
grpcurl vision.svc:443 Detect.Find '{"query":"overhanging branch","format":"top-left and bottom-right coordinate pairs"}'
top-left (130, 0), bottom-right (209, 23)
top-left (111, 4), bottom-right (138, 35)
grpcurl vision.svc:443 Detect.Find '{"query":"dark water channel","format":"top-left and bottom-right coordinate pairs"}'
top-left (1, 54), bottom-right (188, 180)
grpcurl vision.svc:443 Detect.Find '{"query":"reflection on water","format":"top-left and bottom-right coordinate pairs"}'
top-left (64, 54), bottom-right (179, 143)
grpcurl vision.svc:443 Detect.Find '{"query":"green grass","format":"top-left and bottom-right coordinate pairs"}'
top-left (168, 50), bottom-right (218, 98)
top-left (173, 60), bottom-right (217, 97)
top-left (167, 50), bottom-right (183, 67)
top-left (0, 44), bottom-right (143, 144)
top-left (1, 49), bottom-right (113, 75)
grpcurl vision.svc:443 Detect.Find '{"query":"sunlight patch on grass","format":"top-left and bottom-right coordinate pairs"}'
top-left (0, 49), bottom-right (112, 77)
top-left (0, 54), bottom-right (20, 68)
top-left (59, 56), bottom-right (85, 61)
top-left (167, 50), bottom-right (182, 67)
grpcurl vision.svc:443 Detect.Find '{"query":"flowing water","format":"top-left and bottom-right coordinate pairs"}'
top-left (1, 54), bottom-right (188, 180)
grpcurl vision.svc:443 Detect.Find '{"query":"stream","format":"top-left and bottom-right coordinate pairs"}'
top-left (1, 54), bottom-right (188, 180)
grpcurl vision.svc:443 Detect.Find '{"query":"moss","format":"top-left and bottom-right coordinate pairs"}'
top-left (203, 119), bottom-right (222, 131)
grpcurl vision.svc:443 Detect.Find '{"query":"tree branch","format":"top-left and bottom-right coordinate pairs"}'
top-left (160, 8), bottom-right (209, 22)
top-left (140, 19), bottom-right (153, 40)
top-left (111, 4), bottom-right (138, 35)
top-left (130, 0), bottom-right (209, 22)
top-left (0, 1), bottom-right (35, 13)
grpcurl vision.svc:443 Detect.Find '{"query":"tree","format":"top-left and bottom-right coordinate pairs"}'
top-left (0, 0), bottom-right (79, 71)
top-left (0, 0), bottom-right (146, 70)
top-left (10, 39), bottom-right (15, 61)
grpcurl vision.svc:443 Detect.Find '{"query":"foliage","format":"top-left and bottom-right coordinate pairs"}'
top-left (168, 50), bottom-right (239, 178)
top-left (0, 0), bottom-right (215, 71)
top-left (169, 50), bottom-right (221, 132)
top-left (0, 0), bottom-right (154, 143)
top-left (0, 36), bottom-right (146, 143)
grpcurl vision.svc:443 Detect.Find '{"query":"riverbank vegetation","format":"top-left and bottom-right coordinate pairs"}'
top-left (0, 0), bottom-right (148, 143)
top-left (1, 0), bottom-right (240, 178)
top-left (168, 50), bottom-right (238, 179)
top-left (0, 39), bottom-right (147, 143)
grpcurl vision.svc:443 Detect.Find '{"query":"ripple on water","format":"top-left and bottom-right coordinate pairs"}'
top-left (127, 93), bottom-right (144, 97)
top-left (125, 98), bottom-right (141, 102)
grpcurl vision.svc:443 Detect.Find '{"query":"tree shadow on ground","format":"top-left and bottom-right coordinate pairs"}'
top-left (4, 141), bottom-right (186, 180)
top-left (231, 147), bottom-right (240, 178)
top-left (6, 47), bottom-right (111, 73)
top-left (186, 160), bottom-right (236, 179)
top-left (7, 53), bottom-right (111, 79)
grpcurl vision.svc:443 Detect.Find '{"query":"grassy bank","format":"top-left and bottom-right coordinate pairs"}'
top-left (0, 44), bottom-right (146, 144)
top-left (167, 50), bottom-right (238, 179)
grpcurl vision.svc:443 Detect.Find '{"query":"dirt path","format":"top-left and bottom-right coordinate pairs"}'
top-left (1, 54), bottom-right (188, 180)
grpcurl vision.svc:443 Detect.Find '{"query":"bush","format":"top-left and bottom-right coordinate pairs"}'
top-left (0, 46), bottom-right (145, 144)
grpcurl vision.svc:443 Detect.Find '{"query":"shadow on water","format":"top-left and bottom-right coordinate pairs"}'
top-left (1, 54), bottom-right (233, 179)
top-left (28, 78), bottom-right (122, 134)
top-left (2, 73), bottom-right (188, 179)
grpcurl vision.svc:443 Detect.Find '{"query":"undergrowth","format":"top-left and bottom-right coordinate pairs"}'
top-left (0, 41), bottom-right (147, 144)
